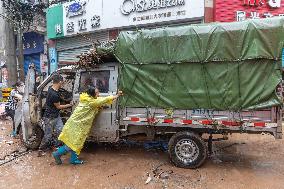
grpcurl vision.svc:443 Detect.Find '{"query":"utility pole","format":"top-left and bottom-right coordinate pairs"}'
top-left (17, 16), bottom-right (24, 81)
top-left (0, 2), bottom-right (17, 87)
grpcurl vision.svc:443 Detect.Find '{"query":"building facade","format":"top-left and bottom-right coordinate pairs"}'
top-left (47, 0), bottom-right (205, 70)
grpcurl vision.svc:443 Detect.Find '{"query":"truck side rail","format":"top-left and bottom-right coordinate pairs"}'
top-left (120, 107), bottom-right (282, 139)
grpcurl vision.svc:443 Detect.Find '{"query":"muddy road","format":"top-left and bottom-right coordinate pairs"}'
top-left (0, 120), bottom-right (284, 189)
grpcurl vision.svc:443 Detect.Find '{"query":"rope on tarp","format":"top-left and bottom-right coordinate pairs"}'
top-left (150, 64), bottom-right (174, 125)
top-left (119, 63), bottom-right (143, 115)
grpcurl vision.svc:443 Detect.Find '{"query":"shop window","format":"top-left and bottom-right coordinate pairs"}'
top-left (79, 71), bottom-right (110, 93)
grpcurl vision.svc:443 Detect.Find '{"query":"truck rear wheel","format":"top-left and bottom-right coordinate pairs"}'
top-left (168, 131), bottom-right (207, 169)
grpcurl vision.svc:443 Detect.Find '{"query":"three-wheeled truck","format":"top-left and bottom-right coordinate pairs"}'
top-left (17, 18), bottom-right (283, 168)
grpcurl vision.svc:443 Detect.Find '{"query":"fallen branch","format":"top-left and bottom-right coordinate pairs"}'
top-left (0, 151), bottom-right (29, 166)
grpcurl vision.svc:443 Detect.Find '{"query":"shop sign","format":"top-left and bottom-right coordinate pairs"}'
top-left (63, 0), bottom-right (102, 35)
top-left (215, 0), bottom-right (284, 22)
top-left (47, 4), bottom-right (64, 39)
top-left (120, 0), bottom-right (186, 15)
top-left (62, 0), bottom-right (203, 37)
top-left (236, 0), bottom-right (283, 21)
top-left (47, 0), bottom-right (204, 38)
top-left (23, 32), bottom-right (44, 55)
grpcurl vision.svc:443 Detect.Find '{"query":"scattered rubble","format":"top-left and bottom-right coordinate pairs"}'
top-left (0, 148), bottom-right (30, 166)
top-left (145, 172), bottom-right (152, 185)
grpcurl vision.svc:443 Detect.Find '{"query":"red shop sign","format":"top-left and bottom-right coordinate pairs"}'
top-left (215, 0), bottom-right (284, 22)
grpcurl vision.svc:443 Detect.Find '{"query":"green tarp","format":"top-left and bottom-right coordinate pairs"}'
top-left (115, 18), bottom-right (284, 110)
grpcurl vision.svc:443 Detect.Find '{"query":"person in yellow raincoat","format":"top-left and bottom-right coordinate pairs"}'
top-left (52, 86), bottom-right (123, 165)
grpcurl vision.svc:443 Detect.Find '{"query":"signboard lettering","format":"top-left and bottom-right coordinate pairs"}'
top-left (236, 11), bottom-right (246, 21)
top-left (67, 22), bottom-right (75, 32)
top-left (91, 15), bottom-right (101, 28)
top-left (78, 19), bottom-right (87, 31)
top-left (121, 0), bottom-right (185, 15)
top-left (55, 24), bottom-right (62, 35)
top-left (250, 11), bottom-right (260, 18)
top-left (268, 0), bottom-right (281, 8)
top-left (243, 0), bottom-right (264, 6)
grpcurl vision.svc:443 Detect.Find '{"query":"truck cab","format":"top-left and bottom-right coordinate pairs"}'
top-left (18, 62), bottom-right (120, 149)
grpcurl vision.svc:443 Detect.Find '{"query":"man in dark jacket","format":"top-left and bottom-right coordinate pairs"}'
top-left (38, 74), bottom-right (73, 156)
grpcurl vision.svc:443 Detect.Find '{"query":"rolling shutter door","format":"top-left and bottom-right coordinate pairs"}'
top-left (56, 31), bottom-right (109, 65)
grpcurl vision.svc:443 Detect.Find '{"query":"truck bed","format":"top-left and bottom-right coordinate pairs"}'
top-left (121, 107), bottom-right (282, 139)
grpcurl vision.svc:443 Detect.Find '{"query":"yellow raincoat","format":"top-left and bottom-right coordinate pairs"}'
top-left (58, 93), bottom-right (114, 155)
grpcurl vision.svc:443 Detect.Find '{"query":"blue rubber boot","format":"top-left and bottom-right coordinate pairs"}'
top-left (70, 151), bottom-right (83, 165)
top-left (52, 146), bottom-right (68, 165)
top-left (10, 130), bottom-right (16, 137)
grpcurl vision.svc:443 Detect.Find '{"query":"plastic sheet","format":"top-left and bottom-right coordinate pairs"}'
top-left (115, 18), bottom-right (283, 110)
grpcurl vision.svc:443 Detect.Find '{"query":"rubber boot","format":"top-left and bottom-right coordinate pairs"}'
top-left (52, 146), bottom-right (68, 165)
top-left (69, 151), bottom-right (83, 165)
top-left (10, 130), bottom-right (16, 137)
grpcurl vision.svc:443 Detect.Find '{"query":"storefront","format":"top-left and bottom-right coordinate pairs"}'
top-left (214, 0), bottom-right (284, 22)
top-left (23, 32), bottom-right (47, 76)
top-left (47, 0), bottom-right (205, 68)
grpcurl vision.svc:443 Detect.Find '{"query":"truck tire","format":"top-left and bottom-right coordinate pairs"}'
top-left (168, 131), bottom-right (207, 169)
top-left (19, 125), bottom-right (43, 150)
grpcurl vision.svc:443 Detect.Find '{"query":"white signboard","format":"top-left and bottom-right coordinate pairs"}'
top-left (63, 0), bottom-right (204, 36)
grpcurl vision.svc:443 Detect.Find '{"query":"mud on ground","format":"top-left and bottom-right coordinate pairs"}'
top-left (0, 120), bottom-right (284, 189)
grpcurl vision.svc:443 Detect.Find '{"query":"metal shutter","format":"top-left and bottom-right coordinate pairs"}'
top-left (57, 31), bottom-right (109, 63)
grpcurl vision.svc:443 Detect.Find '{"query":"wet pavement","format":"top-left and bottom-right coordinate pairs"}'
top-left (0, 120), bottom-right (284, 189)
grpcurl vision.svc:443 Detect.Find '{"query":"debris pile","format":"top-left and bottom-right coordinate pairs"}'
top-left (0, 148), bottom-right (29, 166)
top-left (75, 48), bottom-right (102, 68)
top-left (144, 163), bottom-right (173, 187)
top-left (75, 38), bottom-right (116, 69)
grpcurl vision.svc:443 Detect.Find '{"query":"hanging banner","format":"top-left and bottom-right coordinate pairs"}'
top-left (49, 48), bottom-right (58, 74)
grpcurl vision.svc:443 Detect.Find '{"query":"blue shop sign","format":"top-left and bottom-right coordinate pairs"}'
top-left (23, 32), bottom-right (44, 55)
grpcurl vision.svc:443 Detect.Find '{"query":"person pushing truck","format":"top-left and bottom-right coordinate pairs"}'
top-left (52, 86), bottom-right (123, 165)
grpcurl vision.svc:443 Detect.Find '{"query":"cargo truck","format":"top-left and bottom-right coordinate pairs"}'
top-left (17, 18), bottom-right (283, 168)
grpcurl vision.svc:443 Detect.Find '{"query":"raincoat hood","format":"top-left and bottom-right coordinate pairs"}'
top-left (79, 93), bottom-right (95, 103)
